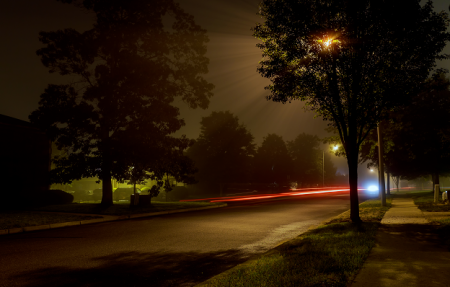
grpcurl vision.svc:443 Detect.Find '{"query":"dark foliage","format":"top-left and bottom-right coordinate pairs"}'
top-left (186, 111), bottom-right (255, 196)
top-left (32, 190), bottom-right (74, 206)
top-left (30, 0), bottom-right (214, 205)
top-left (253, 134), bottom-right (293, 185)
top-left (360, 72), bottom-right (450, 186)
top-left (253, 0), bottom-right (450, 221)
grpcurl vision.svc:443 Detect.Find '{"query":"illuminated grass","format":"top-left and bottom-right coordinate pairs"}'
top-left (0, 211), bottom-right (101, 230)
top-left (328, 197), bottom-right (393, 223)
top-left (199, 198), bottom-right (391, 287)
top-left (412, 191), bottom-right (450, 212)
top-left (33, 201), bottom-right (222, 215)
top-left (392, 189), bottom-right (432, 194)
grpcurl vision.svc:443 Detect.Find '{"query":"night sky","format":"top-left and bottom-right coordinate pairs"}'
top-left (1, 0), bottom-right (449, 174)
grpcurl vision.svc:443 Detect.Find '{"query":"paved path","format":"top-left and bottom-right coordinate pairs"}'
top-left (352, 198), bottom-right (450, 287)
top-left (381, 197), bottom-right (430, 224)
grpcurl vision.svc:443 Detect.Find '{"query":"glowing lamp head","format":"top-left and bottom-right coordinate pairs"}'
top-left (367, 185), bottom-right (378, 192)
top-left (333, 145), bottom-right (338, 151)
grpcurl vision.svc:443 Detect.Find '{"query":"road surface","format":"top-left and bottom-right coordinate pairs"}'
top-left (0, 191), bottom-right (371, 287)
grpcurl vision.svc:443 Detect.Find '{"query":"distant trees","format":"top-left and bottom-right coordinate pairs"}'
top-left (253, 0), bottom-right (450, 222)
top-left (288, 133), bottom-right (321, 187)
top-left (186, 111), bottom-right (255, 196)
top-left (287, 133), bottom-right (337, 187)
top-left (253, 134), bottom-right (293, 185)
top-left (29, 0), bottom-right (214, 205)
top-left (360, 72), bottom-right (450, 189)
top-left (188, 115), bottom-right (338, 193)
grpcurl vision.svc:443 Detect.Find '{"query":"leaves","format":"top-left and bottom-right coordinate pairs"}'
top-left (253, 0), bottom-right (450, 152)
top-left (30, 0), bottom-right (214, 204)
top-left (253, 134), bottom-right (293, 184)
top-left (187, 111), bottom-right (255, 186)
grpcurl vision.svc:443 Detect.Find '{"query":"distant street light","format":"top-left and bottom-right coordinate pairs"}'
top-left (322, 145), bottom-right (339, 188)
top-left (322, 150), bottom-right (325, 188)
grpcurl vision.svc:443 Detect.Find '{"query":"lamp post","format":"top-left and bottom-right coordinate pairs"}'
top-left (323, 145), bottom-right (339, 188)
top-left (322, 150), bottom-right (325, 188)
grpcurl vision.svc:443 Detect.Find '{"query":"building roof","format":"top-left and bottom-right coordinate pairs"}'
top-left (0, 114), bottom-right (39, 130)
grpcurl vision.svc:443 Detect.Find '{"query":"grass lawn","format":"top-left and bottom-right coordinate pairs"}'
top-left (407, 190), bottom-right (450, 246)
top-left (33, 201), bottom-right (223, 216)
top-left (0, 211), bottom-right (102, 230)
top-left (198, 197), bottom-right (392, 287)
top-left (410, 190), bottom-right (450, 212)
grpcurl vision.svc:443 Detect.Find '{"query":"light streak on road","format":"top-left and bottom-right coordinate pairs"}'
top-left (181, 187), bottom-right (364, 203)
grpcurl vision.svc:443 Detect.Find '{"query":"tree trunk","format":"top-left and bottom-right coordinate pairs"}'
top-left (434, 173), bottom-right (440, 190)
top-left (431, 173), bottom-right (440, 192)
top-left (100, 129), bottom-right (113, 206)
top-left (386, 172), bottom-right (390, 195)
top-left (347, 151), bottom-right (360, 223)
top-left (101, 165), bottom-right (113, 206)
top-left (377, 125), bottom-right (386, 206)
top-left (346, 131), bottom-right (361, 223)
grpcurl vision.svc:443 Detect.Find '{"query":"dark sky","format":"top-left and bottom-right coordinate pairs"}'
top-left (1, 0), bottom-right (449, 175)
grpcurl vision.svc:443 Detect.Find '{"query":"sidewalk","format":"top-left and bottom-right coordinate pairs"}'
top-left (352, 198), bottom-right (450, 287)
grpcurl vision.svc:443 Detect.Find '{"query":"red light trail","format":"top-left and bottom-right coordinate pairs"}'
top-left (180, 186), bottom-right (363, 203)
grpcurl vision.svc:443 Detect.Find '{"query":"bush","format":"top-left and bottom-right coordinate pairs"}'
top-left (0, 190), bottom-right (74, 211)
top-left (114, 187), bottom-right (141, 201)
top-left (165, 186), bottom-right (190, 201)
top-left (92, 189), bottom-right (102, 201)
top-left (34, 190), bottom-right (74, 206)
top-left (73, 190), bottom-right (91, 202)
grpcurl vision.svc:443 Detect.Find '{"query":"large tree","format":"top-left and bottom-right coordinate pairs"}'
top-left (288, 133), bottom-right (329, 187)
top-left (186, 111), bottom-right (255, 196)
top-left (29, 0), bottom-right (214, 205)
top-left (360, 72), bottom-right (450, 188)
top-left (253, 133), bottom-right (293, 185)
top-left (253, 0), bottom-right (450, 222)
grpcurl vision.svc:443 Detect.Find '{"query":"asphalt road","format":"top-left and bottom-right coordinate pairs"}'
top-left (0, 192), bottom-right (371, 287)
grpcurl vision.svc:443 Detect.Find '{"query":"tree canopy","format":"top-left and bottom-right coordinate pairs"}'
top-left (253, 134), bottom-right (293, 184)
top-left (288, 133), bottom-right (321, 187)
top-left (29, 0), bottom-right (214, 205)
top-left (360, 72), bottom-right (450, 187)
top-left (186, 111), bottom-right (255, 196)
top-left (253, 0), bottom-right (450, 222)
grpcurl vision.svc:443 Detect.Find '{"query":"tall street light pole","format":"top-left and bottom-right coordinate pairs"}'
top-left (323, 145), bottom-right (339, 189)
top-left (378, 124), bottom-right (386, 206)
top-left (323, 150), bottom-right (325, 188)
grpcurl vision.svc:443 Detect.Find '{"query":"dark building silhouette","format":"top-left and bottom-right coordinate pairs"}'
top-left (0, 114), bottom-right (50, 209)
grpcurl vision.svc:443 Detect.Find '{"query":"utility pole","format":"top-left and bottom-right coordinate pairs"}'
top-left (323, 150), bottom-right (325, 188)
top-left (378, 124), bottom-right (386, 206)
top-left (386, 172), bottom-right (390, 195)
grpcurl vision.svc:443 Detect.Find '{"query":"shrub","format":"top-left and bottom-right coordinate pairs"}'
top-left (35, 190), bottom-right (74, 206)
top-left (73, 190), bottom-right (91, 202)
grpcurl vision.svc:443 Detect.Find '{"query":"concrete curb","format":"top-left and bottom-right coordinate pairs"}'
top-left (0, 203), bottom-right (227, 236)
top-left (24, 225), bottom-right (50, 232)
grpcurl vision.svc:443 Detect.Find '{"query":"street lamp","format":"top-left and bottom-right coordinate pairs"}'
top-left (322, 150), bottom-right (325, 188)
top-left (322, 145), bottom-right (339, 188)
